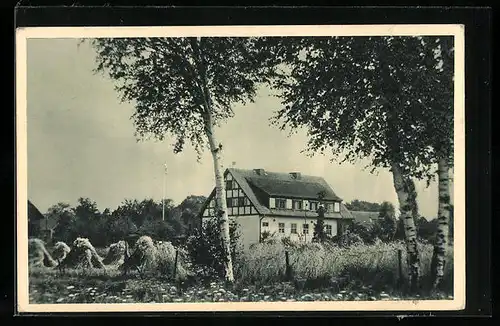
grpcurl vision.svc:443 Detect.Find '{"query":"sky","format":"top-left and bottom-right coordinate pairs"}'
top-left (25, 38), bottom-right (453, 218)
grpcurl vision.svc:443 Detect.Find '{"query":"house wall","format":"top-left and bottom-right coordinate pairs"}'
top-left (233, 215), bottom-right (260, 249)
top-left (261, 216), bottom-right (338, 243)
top-left (202, 175), bottom-right (258, 217)
top-left (201, 215), bottom-right (260, 250)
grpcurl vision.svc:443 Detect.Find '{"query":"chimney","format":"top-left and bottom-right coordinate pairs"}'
top-left (290, 172), bottom-right (302, 180)
top-left (254, 168), bottom-right (265, 176)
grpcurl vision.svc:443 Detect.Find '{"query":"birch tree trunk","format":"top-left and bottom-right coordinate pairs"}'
top-left (391, 162), bottom-right (420, 292)
top-left (432, 157), bottom-right (451, 289)
top-left (191, 37), bottom-right (235, 282)
top-left (204, 113), bottom-right (234, 282)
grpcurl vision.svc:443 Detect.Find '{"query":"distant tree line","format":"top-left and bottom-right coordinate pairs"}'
top-left (344, 199), bottom-right (383, 212)
top-left (34, 195), bottom-right (206, 247)
top-left (336, 199), bottom-right (453, 246)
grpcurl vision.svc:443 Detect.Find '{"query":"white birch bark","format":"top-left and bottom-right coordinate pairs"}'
top-left (205, 113), bottom-right (234, 282)
top-left (433, 157), bottom-right (451, 289)
top-left (193, 37), bottom-right (234, 282)
top-left (391, 162), bottom-right (420, 292)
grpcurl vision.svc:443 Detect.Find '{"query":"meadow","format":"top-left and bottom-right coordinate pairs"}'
top-left (29, 240), bottom-right (453, 304)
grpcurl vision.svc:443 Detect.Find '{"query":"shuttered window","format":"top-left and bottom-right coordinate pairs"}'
top-left (293, 200), bottom-right (303, 210)
top-left (334, 202), bottom-right (340, 212)
top-left (276, 198), bottom-right (286, 209)
top-left (269, 198), bottom-right (275, 208)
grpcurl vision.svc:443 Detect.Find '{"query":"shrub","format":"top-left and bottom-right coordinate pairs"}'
top-left (330, 229), bottom-right (364, 248)
top-left (186, 217), bottom-right (240, 281)
top-left (260, 230), bottom-right (276, 243)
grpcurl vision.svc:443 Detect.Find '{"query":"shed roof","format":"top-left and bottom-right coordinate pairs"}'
top-left (350, 210), bottom-right (380, 225)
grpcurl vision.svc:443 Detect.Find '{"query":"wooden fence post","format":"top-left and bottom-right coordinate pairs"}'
top-left (285, 250), bottom-right (292, 281)
top-left (173, 249), bottom-right (179, 280)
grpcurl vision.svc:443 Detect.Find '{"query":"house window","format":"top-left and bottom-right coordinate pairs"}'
top-left (226, 180), bottom-right (233, 190)
top-left (276, 198), bottom-right (286, 209)
top-left (310, 201), bottom-right (318, 211)
top-left (325, 224), bottom-right (332, 235)
top-left (334, 202), bottom-right (340, 212)
top-left (238, 197), bottom-right (245, 207)
top-left (278, 223), bottom-right (285, 233)
top-left (327, 203), bottom-right (334, 212)
top-left (303, 224), bottom-right (309, 234)
top-left (291, 223), bottom-right (297, 234)
top-left (262, 221), bottom-right (269, 227)
top-left (228, 198), bottom-right (239, 207)
top-left (292, 200), bottom-right (303, 210)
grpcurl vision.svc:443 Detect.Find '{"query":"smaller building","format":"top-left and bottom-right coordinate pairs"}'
top-left (198, 168), bottom-right (354, 248)
top-left (349, 211), bottom-right (381, 227)
top-left (28, 200), bottom-right (45, 238)
top-left (28, 200), bottom-right (58, 242)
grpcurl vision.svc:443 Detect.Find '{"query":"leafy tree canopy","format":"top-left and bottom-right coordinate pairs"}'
top-left (87, 37), bottom-right (278, 158)
top-left (269, 36), bottom-right (454, 183)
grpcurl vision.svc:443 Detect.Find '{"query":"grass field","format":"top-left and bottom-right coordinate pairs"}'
top-left (29, 241), bottom-right (454, 304)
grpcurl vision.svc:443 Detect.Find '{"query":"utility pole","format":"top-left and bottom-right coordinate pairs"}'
top-left (162, 162), bottom-right (168, 221)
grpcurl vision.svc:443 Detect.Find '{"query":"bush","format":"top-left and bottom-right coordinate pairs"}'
top-left (260, 230), bottom-right (276, 243)
top-left (185, 217), bottom-right (241, 281)
top-left (330, 229), bottom-right (364, 248)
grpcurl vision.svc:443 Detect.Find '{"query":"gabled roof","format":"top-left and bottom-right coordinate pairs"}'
top-left (28, 200), bottom-right (45, 221)
top-left (236, 168), bottom-right (343, 201)
top-left (199, 168), bottom-right (353, 219)
top-left (350, 210), bottom-right (380, 225)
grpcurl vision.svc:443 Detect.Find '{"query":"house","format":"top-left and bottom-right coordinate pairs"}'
top-left (349, 211), bottom-right (381, 227)
top-left (28, 200), bottom-right (45, 237)
top-left (198, 168), bottom-right (354, 248)
top-left (28, 200), bottom-right (58, 242)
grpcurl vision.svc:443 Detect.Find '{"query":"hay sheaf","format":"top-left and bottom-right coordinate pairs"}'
top-left (122, 236), bottom-right (190, 279)
top-left (52, 241), bottom-right (71, 263)
top-left (59, 237), bottom-right (105, 269)
top-left (29, 238), bottom-right (57, 268)
top-left (103, 240), bottom-right (127, 266)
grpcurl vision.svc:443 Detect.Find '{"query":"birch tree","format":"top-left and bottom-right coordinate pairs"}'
top-left (269, 36), bottom-right (453, 292)
top-left (87, 37), bottom-right (277, 282)
top-left (421, 37), bottom-right (454, 289)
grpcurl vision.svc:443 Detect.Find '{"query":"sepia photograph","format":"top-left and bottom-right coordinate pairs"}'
top-left (16, 25), bottom-right (465, 312)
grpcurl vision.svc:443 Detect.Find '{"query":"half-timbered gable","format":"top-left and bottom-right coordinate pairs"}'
top-left (198, 168), bottom-right (354, 248)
